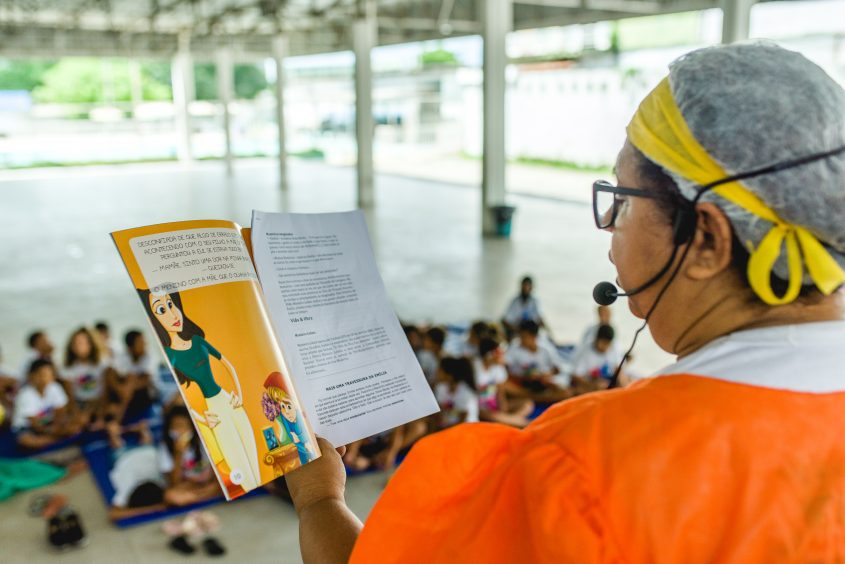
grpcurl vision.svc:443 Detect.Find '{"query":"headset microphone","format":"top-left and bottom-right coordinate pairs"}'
top-left (592, 282), bottom-right (620, 306)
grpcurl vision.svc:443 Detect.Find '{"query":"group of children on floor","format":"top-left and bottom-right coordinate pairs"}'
top-left (0, 323), bottom-right (223, 518)
top-left (340, 275), bottom-right (631, 473)
top-left (2, 275), bottom-right (629, 491)
top-left (1, 324), bottom-right (158, 449)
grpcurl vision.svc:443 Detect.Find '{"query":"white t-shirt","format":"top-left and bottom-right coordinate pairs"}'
top-left (503, 295), bottom-right (542, 326)
top-left (654, 320), bottom-right (845, 393)
top-left (62, 361), bottom-right (108, 403)
top-left (435, 382), bottom-right (479, 425)
top-left (505, 342), bottom-right (561, 378)
top-left (113, 352), bottom-right (155, 377)
top-left (158, 442), bottom-right (208, 480)
top-left (473, 359), bottom-right (507, 410)
top-left (417, 350), bottom-right (439, 384)
top-left (12, 382), bottom-right (68, 430)
top-left (110, 445), bottom-right (166, 508)
top-left (461, 339), bottom-right (479, 358)
top-left (572, 345), bottom-right (623, 381)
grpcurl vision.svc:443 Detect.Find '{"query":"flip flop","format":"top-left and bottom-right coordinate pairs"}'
top-left (202, 537), bottom-right (226, 557)
top-left (169, 534), bottom-right (195, 555)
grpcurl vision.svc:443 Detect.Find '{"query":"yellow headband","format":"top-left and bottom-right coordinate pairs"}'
top-left (626, 77), bottom-right (845, 305)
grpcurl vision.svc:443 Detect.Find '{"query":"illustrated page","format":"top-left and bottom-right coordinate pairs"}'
top-left (112, 220), bottom-right (320, 500)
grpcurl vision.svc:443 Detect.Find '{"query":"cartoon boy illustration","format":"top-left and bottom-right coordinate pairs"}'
top-left (262, 372), bottom-right (315, 466)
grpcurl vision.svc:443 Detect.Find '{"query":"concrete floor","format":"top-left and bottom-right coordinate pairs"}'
top-left (0, 158), bottom-right (673, 562)
top-left (0, 457), bottom-right (386, 564)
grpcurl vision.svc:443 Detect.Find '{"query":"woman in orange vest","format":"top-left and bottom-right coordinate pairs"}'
top-left (285, 43), bottom-right (845, 562)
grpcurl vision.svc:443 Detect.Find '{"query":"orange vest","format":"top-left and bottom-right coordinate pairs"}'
top-left (351, 375), bottom-right (845, 563)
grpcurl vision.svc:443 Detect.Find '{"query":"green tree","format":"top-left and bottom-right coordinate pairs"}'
top-left (0, 59), bottom-right (56, 91)
top-left (194, 62), bottom-right (217, 100)
top-left (33, 58), bottom-right (171, 103)
top-left (234, 63), bottom-right (267, 99)
top-left (33, 59), bottom-right (107, 103)
top-left (420, 49), bottom-right (459, 67)
top-left (140, 61), bottom-right (174, 100)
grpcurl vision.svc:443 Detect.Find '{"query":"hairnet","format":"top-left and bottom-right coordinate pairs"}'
top-left (663, 42), bottom-right (845, 287)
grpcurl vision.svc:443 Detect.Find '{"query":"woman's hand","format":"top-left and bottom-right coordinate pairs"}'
top-left (203, 410), bottom-right (221, 429)
top-left (229, 392), bottom-right (243, 409)
top-left (285, 437), bottom-right (348, 516)
top-left (286, 438), bottom-right (362, 564)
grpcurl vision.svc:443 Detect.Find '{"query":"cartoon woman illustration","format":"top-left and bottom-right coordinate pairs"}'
top-left (138, 289), bottom-right (261, 491)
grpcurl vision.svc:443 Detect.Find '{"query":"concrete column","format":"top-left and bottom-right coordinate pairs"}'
top-left (129, 59), bottom-right (143, 108)
top-left (721, 0), bottom-right (756, 44)
top-left (273, 35), bottom-right (289, 191)
top-left (353, 0), bottom-right (377, 208)
top-left (481, 0), bottom-right (511, 235)
top-left (171, 31), bottom-right (194, 163)
top-left (216, 47), bottom-right (234, 176)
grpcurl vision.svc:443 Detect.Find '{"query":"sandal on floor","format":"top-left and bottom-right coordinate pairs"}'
top-left (202, 537), bottom-right (226, 557)
top-left (169, 534), bottom-right (196, 555)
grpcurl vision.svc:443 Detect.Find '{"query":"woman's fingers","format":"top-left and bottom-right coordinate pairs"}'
top-left (204, 411), bottom-right (220, 428)
top-left (228, 392), bottom-right (242, 408)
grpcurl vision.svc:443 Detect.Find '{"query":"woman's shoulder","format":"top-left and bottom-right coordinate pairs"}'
top-left (527, 375), bottom-right (739, 437)
top-left (527, 374), bottom-right (845, 463)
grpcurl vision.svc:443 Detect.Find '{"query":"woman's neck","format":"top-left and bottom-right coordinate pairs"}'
top-left (672, 289), bottom-right (845, 358)
top-left (169, 333), bottom-right (191, 350)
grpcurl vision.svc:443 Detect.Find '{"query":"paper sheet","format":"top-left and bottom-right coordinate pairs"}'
top-left (251, 210), bottom-right (439, 446)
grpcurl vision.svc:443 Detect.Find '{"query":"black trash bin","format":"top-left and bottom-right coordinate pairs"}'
top-left (492, 205), bottom-right (516, 237)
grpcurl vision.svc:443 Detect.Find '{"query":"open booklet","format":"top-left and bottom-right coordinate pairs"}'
top-left (111, 210), bottom-right (439, 500)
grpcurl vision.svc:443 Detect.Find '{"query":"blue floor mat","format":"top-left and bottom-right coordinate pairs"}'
top-left (0, 429), bottom-right (83, 459)
top-left (80, 435), bottom-right (266, 528)
top-left (528, 402), bottom-right (553, 421)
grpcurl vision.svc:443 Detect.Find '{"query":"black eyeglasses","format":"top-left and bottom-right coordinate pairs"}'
top-left (594, 144), bottom-right (845, 231)
top-left (592, 180), bottom-right (661, 229)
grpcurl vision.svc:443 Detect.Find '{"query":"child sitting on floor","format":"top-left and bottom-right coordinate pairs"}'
top-left (17, 330), bottom-right (56, 383)
top-left (104, 330), bottom-right (156, 424)
top-left (403, 324), bottom-right (424, 355)
top-left (435, 357), bottom-right (479, 428)
top-left (13, 359), bottom-right (82, 450)
top-left (62, 327), bottom-right (112, 427)
top-left (107, 420), bottom-right (167, 519)
top-left (0, 345), bottom-right (18, 428)
top-left (475, 338), bottom-right (534, 428)
top-left (571, 324), bottom-right (622, 393)
top-left (417, 327), bottom-right (446, 385)
top-left (94, 321), bottom-right (117, 361)
top-left (342, 418), bottom-right (429, 473)
top-left (505, 320), bottom-right (570, 401)
top-left (462, 321), bottom-right (493, 358)
top-left (159, 405), bottom-right (220, 506)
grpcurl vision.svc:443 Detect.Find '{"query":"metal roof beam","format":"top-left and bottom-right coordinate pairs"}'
top-left (378, 16), bottom-right (480, 33)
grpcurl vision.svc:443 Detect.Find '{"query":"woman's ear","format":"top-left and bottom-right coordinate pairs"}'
top-left (684, 202), bottom-right (734, 281)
